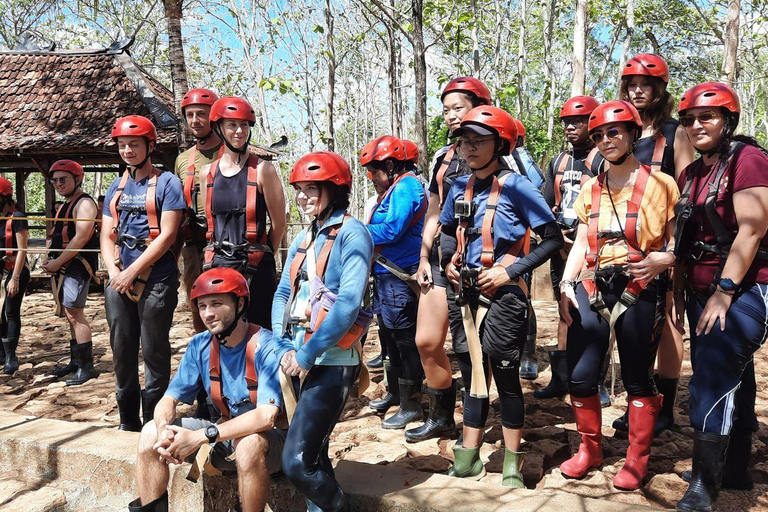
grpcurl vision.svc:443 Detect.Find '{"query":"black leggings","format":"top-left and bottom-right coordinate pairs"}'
top-left (282, 364), bottom-right (358, 512)
top-left (566, 275), bottom-right (663, 398)
top-left (378, 318), bottom-right (423, 381)
top-left (1, 267), bottom-right (30, 339)
top-left (457, 352), bottom-right (526, 430)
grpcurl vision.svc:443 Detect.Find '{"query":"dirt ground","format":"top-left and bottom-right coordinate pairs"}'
top-left (1, 288), bottom-right (767, 511)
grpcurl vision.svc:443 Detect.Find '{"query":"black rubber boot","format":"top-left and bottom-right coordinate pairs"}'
top-left (519, 306), bottom-right (538, 380)
top-left (382, 378), bottom-right (423, 429)
top-left (0, 339), bottom-right (5, 367)
top-left (66, 342), bottom-right (96, 386)
top-left (367, 353), bottom-right (384, 369)
top-left (52, 339), bottom-right (78, 377)
top-left (534, 350), bottom-right (569, 399)
top-left (598, 353), bottom-right (611, 408)
top-left (117, 391), bottom-right (143, 432)
top-left (369, 361), bottom-right (400, 413)
top-left (3, 337), bottom-right (19, 375)
top-left (404, 379), bottom-right (456, 442)
top-left (142, 391), bottom-right (163, 425)
top-left (683, 431), bottom-right (754, 491)
top-left (128, 491), bottom-right (169, 511)
top-left (676, 431), bottom-right (729, 512)
top-left (655, 377), bottom-right (679, 434)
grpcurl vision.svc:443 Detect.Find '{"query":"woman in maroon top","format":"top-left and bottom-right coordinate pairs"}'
top-left (672, 82), bottom-right (768, 512)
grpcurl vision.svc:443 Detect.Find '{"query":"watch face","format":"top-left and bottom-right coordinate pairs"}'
top-left (205, 425), bottom-right (218, 441)
top-left (720, 278), bottom-right (736, 291)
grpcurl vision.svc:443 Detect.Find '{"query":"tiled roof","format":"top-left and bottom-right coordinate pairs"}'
top-left (0, 50), bottom-right (178, 156)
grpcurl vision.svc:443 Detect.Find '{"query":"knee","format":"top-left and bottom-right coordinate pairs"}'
top-left (138, 422), bottom-right (160, 458)
top-left (281, 443), bottom-right (308, 483)
top-left (234, 433), bottom-right (269, 473)
top-left (568, 379), bottom-right (597, 398)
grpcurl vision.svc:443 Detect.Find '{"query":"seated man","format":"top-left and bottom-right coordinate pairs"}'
top-left (130, 267), bottom-right (286, 512)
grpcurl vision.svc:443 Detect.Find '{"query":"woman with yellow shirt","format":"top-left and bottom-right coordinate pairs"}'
top-left (558, 100), bottom-right (679, 490)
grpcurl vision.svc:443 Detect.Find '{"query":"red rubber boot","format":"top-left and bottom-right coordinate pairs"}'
top-left (613, 394), bottom-right (662, 490)
top-left (561, 394), bottom-right (603, 478)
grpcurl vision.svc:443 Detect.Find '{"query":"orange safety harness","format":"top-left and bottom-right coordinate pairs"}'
top-left (208, 323), bottom-right (261, 422)
top-left (2, 204), bottom-right (16, 272)
top-left (108, 168), bottom-right (162, 302)
top-left (203, 154), bottom-right (271, 274)
top-left (435, 145), bottom-right (457, 207)
top-left (451, 171), bottom-right (530, 399)
top-left (553, 147), bottom-right (601, 208)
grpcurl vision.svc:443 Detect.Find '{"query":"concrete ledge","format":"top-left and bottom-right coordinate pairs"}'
top-left (0, 412), bottom-right (657, 511)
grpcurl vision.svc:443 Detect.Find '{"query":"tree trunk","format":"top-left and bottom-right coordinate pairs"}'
top-left (162, 0), bottom-right (190, 149)
top-left (387, 0), bottom-right (400, 136)
top-left (516, 0), bottom-right (527, 115)
top-left (471, 0), bottom-right (480, 76)
top-left (412, 0), bottom-right (428, 173)
top-left (543, 0), bottom-right (557, 142)
top-left (617, 0), bottom-right (635, 90)
top-left (720, 0), bottom-right (740, 85)
top-left (571, 0), bottom-right (587, 96)
top-left (325, 0), bottom-right (337, 151)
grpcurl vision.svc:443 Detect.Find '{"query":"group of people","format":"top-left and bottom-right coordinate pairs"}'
top-left (0, 51), bottom-right (764, 512)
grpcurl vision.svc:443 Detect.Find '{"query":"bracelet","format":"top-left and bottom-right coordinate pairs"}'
top-left (716, 288), bottom-right (735, 297)
top-left (419, 255), bottom-right (429, 261)
top-left (10, 275), bottom-right (19, 281)
top-left (560, 279), bottom-right (576, 289)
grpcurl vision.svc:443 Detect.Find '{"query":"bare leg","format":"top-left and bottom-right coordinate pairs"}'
top-left (502, 427), bottom-right (523, 452)
top-left (415, 285), bottom-right (452, 389)
top-left (234, 433), bottom-right (272, 512)
top-left (557, 317), bottom-right (568, 351)
top-left (462, 425), bottom-right (484, 449)
top-left (136, 422), bottom-right (170, 504)
top-left (64, 307), bottom-right (92, 344)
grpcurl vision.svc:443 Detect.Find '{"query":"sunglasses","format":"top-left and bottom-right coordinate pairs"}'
top-left (458, 137), bottom-right (495, 151)
top-left (49, 177), bottom-right (70, 184)
top-left (590, 128), bottom-right (623, 144)
top-left (679, 111), bottom-right (720, 128)
top-left (561, 117), bottom-right (587, 128)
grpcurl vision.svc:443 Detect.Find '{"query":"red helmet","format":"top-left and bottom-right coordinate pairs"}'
top-left (454, 106), bottom-right (518, 154)
top-left (401, 139), bottom-right (419, 164)
top-left (588, 100), bottom-right (643, 132)
top-left (622, 53), bottom-right (669, 83)
top-left (210, 96), bottom-right (256, 126)
top-left (360, 136), bottom-right (406, 166)
top-left (181, 88), bottom-right (219, 113)
top-left (190, 267), bottom-right (249, 303)
top-left (513, 118), bottom-right (526, 141)
top-left (441, 77), bottom-right (492, 105)
top-left (111, 115), bottom-right (157, 141)
top-left (289, 151), bottom-right (352, 187)
top-left (50, 160), bottom-right (84, 181)
top-left (679, 81), bottom-right (740, 115)
top-left (0, 178), bottom-right (12, 196)
top-left (560, 95), bottom-right (600, 118)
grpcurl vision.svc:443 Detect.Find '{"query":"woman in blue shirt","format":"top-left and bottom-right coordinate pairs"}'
top-left (361, 135), bottom-right (427, 431)
top-left (440, 106), bottom-right (563, 486)
top-left (271, 151), bottom-right (373, 512)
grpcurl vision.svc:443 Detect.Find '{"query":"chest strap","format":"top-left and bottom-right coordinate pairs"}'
top-left (209, 323), bottom-right (261, 422)
top-left (435, 145), bottom-right (457, 207)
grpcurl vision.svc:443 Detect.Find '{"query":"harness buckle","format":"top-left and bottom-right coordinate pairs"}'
top-left (116, 233), bottom-right (147, 250)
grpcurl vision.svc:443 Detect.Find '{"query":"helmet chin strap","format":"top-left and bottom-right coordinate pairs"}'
top-left (213, 123), bottom-right (249, 164)
top-left (128, 139), bottom-right (152, 173)
top-left (196, 130), bottom-right (214, 145)
top-left (470, 141), bottom-right (502, 172)
top-left (214, 298), bottom-right (247, 345)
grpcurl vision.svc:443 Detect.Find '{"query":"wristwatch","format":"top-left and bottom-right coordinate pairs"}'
top-left (718, 278), bottom-right (739, 293)
top-left (204, 424), bottom-right (219, 444)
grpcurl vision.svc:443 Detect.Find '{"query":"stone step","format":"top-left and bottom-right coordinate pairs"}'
top-left (0, 411), bottom-right (658, 512)
top-left (0, 473), bottom-right (67, 512)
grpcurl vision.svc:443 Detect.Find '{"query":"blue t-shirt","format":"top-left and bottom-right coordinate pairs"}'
top-left (439, 169), bottom-right (554, 272)
top-left (366, 173), bottom-right (426, 275)
top-left (166, 329), bottom-right (284, 417)
top-left (103, 170), bottom-right (186, 283)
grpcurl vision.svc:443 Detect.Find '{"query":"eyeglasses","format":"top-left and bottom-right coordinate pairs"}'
top-left (49, 177), bottom-right (70, 184)
top-left (458, 137), bottom-right (495, 150)
top-left (679, 111), bottom-right (720, 128)
top-left (590, 128), bottom-right (623, 144)
top-left (561, 117), bottom-right (587, 128)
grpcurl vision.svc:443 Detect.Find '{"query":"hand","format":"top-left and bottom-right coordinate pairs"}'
top-left (695, 289), bottom-right (733, 336)
top-left (477, 265), bottom-right (511, 294)
top-left (280, 350), bottom-right (308, 378)
top-left (417, 258), bottom-right (433, 287)
top-left (627, 251), bottom-right (675, 286)
top-left (109, 267), bottom-right (139, 294)
top-left (165, 425), bottom-right (207, 462)
top-left (445, 263), bottom-right (460, 287)
top-left (153, 427), bottom-right (181, 465)
top-left (6, 277), bottom-right (19, 298)
top-left (666, 290), bottom-right (686, 334)
top-left (558, 285), bottom-right (579, 326)
top-left (41, 258), bottom-right (62, 274)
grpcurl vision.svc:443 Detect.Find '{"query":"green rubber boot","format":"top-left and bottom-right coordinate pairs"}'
top-left (502, 449), bottom-right (525, 488)
top-left (446, 445), bottom-right (486, 480)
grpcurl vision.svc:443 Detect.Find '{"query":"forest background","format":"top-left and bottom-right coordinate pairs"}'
top-left (1, 0), bottom-right (765, 224)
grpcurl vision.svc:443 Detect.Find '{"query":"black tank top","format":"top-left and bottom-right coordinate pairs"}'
top-left (634, 118), bottom-right (679, 177)
top-left (211, 165), bottom-right (267, 268)
top-left (50, 193), bottom-right (99, 275)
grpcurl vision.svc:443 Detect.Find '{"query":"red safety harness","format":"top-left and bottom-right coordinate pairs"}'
top-left (289, 215), bottom-right (349, 303)
top-left (553, 147), bottom-right (601, 208)
top-left (2, 204), bottom-right (16, 272)
top-left (183, 145), bottom-right (225, 210)
top-left (47, 193), bottom-right (99, 283)
top-left (208, 323), bottom-right (261, 422)
top-left (435, 145), bottom-right (457, 207)
top-left (203, 154), bottom-right (271, 273)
